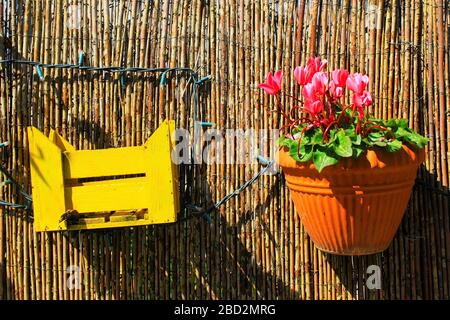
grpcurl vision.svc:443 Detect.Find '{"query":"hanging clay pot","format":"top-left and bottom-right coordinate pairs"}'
top-left (277, 144), bottom-right (425, 256)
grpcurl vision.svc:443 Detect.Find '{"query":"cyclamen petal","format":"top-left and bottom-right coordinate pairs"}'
top-left (334, 86), bottom-right (343, 98)
top-left (352, 93), bottom-right (362, 107)
top-left (353, 91), bottom-right (373, 107)
top-left (292, 132), bottom-right (302, 140)
top-left (331, 69), bottom-right (349, 88)
top-left (346, 73), bottom-right (369, 94)
top-left (267, 73), bottom-right (277, 88)
top-left (258, 83), bottom-right (279, 95)
top-left (307, 57), bottom-right (328, 73)
top-left (361, 75), bottom-right (369, 85)
top-left (273, 70), bottom-right (283, 87)
top-left (329, 80), bottom-right (344, 99)
top-left (294, 66), bottom-right (308, 86)
top-left (305, 57), bottom-right (317, 69)
top-left (305, 66), bottom-right (316, 83)
top-left (352, 90), bottom-right (372, 120)
top-left (300, 57), bottom-right (328, 84)
top-left (362, 91), bottom-right (373, 106)
top-left (311, 72), bottom-right (328, 95)
top-left (329, 80), bottom-right (336, 94)
top-left (304, 99), bottom-right (324, 115)
top-left (319, 59), bottom-right (328, 71)
top-left (258, 71), bottom-right (282, 95)
top-left (302, 83), bottom-right (316, 101)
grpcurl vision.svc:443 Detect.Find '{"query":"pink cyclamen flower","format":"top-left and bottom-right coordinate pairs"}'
top-left (331, 69), bottom-right (349, 88)
top-left (311, 72), bottom-right (328, 95)
top-left (346, 73), bottom-right (369, 95)
top-left (294, 66), bottom-right (309, 86)
top-left (258, 71), bottom-right (283, 95)
top-left (352, 91), bottom-right (373, 120)
top-left (304, 99), bottom-right (324, 116)
top-left (302, 83), bottom-right (317, 101)
top-left (307, 57), bottom-right (328, 74)
top-left (294, 57), bottom-right (327, 86)
top-left (329, 80), bottom-right (344, 99)
top-left (352, 91), bottom-right (373, 107)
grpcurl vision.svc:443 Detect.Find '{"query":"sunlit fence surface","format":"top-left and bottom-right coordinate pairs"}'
top-left (0, 0), bottom-right (449, 300)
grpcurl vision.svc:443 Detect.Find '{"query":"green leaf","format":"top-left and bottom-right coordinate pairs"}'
top-left (344, 128), bottom-right (356, 141)
top-left (289, 139), bottom-right (313, 162)
top-left (396, 119), bottom-right (408, 128)
top-left (310, 130), bottom-right (323, 145)
top-left (288, 139), bottom-right (301, 162)
top-left (299, 144), bottom-right (314, 162)
top-left (368, 131), bottom-right (384, 141)
top-left (327, 129), bottom-right (337, 145)
top-left (406, 131), bottom-right (429, 148)
top-left (394, 127), bottom-right (409, 138)
top-left (313, 147), bottom-right (339, 173)
top-left (394, 127), bottom-right (429, 148)
top-left (386, 139), bottom-right (403, 152)
top-left (351, 134), bottom-right (362, 146)
top-left (373, 140), bottom-right (387, 147)
top-left (333, 130), bottom-right (353, 157)
top-left (277, 134), bottom-right (290, 147)
top-left (362, 137), bottom-right (372, 147)
top-left (352, 145), bottom-right (365, 158)
top-left (367, 131), bottom-right (388, 147)
top-left (299, 128), bottom-right (314, 144)
top-left (385, 118), bottom-right (408, 129)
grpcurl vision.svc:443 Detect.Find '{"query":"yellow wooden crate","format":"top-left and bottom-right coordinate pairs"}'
top-left (27, 120), bottom-right (179, 232)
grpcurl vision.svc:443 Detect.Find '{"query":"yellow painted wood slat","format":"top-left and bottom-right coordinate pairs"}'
top-left (65, 181), bottom-right (151, 213)
top-left (144, 120), bottom-right (179, 224)
top-left (62, 147), bottom-right (147, 179)
top-left (49, 129), bottom-right (75, 152)
top-left (27, 127), bottom-right (66, 232)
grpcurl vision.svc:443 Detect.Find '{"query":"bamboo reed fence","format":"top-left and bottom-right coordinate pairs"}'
top-left (0, 0), bottom-right (449, 300)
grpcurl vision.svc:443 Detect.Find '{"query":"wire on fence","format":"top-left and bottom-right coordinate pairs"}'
top-left (0, 57), bottom-right (275, 226)
top-left (181, 155), bottom-right (275, 224)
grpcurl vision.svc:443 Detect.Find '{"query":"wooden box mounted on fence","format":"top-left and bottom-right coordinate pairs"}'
top-left (27, 120), bottom-right (179, 232)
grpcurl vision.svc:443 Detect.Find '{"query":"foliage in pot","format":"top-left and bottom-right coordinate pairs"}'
top-left (259, 57), bottom-right (428, 255)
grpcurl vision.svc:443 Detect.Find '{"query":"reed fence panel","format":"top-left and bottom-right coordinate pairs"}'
top-left (0, 0), bottom-right (449, 300)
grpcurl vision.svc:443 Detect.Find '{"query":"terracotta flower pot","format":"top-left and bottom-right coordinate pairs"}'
top-left (277, 145), bottom-right (425, 256)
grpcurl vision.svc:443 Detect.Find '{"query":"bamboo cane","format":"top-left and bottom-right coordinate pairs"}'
top-left (1, 0), bottom-right (449, 301)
